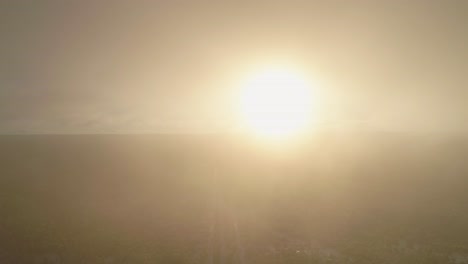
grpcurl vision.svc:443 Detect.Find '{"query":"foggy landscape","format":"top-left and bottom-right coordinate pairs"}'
top-left (1, 1), bottom-right (468, 263)
top-left (1, 133), bottom-right (468, 263)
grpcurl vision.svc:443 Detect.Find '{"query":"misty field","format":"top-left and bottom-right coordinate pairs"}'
top-left (1, 134), bottom-right (468, 263)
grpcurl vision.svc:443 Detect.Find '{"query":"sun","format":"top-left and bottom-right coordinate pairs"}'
top-left (237, 66), bottom-right (317, 140)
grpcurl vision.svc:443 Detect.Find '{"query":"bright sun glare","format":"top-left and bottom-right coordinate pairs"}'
top-left (238, 66), bottom-right (317, 141)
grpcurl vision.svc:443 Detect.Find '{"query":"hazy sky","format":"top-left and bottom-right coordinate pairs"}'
top-left (1, 1), bottom-right (467, 133)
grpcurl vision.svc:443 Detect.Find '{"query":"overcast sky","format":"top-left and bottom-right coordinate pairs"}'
top-left (1, 1), bottom-right (467, 133)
